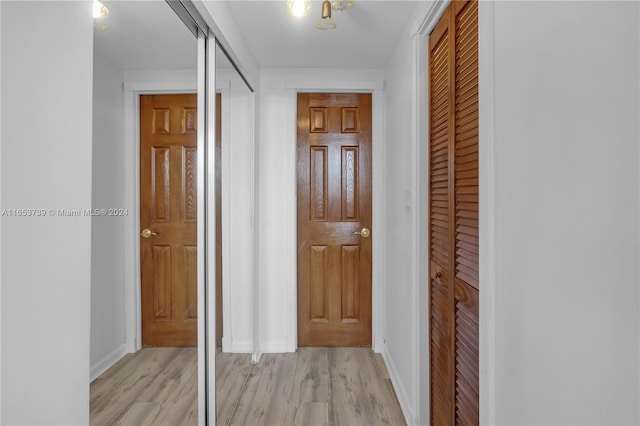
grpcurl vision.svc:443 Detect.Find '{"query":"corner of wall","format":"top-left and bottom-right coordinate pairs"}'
top-left (380, 343), bottom-right (417, 426)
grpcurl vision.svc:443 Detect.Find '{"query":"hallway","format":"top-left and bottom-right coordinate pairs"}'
top-left (90, 347), bottom-right (406, 426)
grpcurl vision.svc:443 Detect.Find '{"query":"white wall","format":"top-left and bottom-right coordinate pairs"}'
top-left (90, 53), bottom-right (127, 380)
top-left (382, 4), bottom-right (435, 425)
top-left (492, 1), bottom-right (639, 424)
top-left (0, 1), bottom-right (93, 424)
top-left (217, 69), bottom-right (256, 352)
top-left (383, 21), bottom-right (420, 426)
top-left (257, 68), bottom-right (385, 353)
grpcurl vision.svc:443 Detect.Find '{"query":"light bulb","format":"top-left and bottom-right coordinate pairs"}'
top-left (93, 0), bottom-right (108, 19)
top-left (288, 0), bottom-right (311, 17)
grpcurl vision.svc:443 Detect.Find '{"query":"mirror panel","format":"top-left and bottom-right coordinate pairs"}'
top-left (214, 42), bottom-right (257, 421)
top-left (91, 1), bottom-right (199, 424)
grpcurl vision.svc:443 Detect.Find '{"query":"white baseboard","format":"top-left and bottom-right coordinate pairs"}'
top-left (285, 336), bottom-right (296, 352)
top-left (381, 346), bottom-right (417, 426)
top-left (222, 336), bottom-right (233, 353)
top-left (90, 344), bottom-right (128, 382)
top-left (231, 340), bottom-right (253, 353)
top-left (374, 335), bottom-right (386, 353)
top-left (260, 340), bottom-right (288, 353)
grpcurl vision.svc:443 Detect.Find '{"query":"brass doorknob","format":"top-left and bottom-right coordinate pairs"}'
top-left (140, 228), bottom-right (157, 238)
top-left (353, 227), bottom-right (371, 238)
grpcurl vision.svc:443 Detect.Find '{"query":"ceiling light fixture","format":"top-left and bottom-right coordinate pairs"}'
top-left (331, 0), bottom-right (354, 12)
top-left (288, 0), bottom-right (311, 17)
top-left (93, 0), bottom-right (108, 19)
top-left (315, 0), bottom-right (337, 30)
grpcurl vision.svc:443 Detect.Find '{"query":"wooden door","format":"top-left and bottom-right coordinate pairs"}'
top-left (297, 93), bottom-right (372, 347)
top-left (428, 0), bottom-right (479, 424)
top-left (140, 94), bottom-right (198, 347)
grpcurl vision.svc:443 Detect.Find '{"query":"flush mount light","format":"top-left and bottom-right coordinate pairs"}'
top-left (288, 0), bottom-right (311, 17)
top-left (93, 0), bottom-right (108, 19)
top-left (331, 0), bottom-right (354, 12)
top-left (315, 0), bottom-right (336, 30)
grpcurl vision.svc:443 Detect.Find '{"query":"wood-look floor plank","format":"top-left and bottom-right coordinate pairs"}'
top-left (291, 402), bottom-right (329, 426)
top-left (228, 353), bottom-right (298, 426)
top-left (114, 402), bottom-right (162, 426)
top-left (329, 348), bottom-right (406, 426)
top-left (215, 352), bottom-right (253, 425)
top-left (91, 347), bottom-right (405, 426)
top-left (91, 348), bottom-right (184, 425)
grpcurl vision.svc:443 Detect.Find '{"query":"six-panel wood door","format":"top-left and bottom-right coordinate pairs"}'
top-left (297, 93), bottom-right (372, 347)
top-left (429, 0), bottom-right (479, 424)
top-left (140, 94), bottom-right (198, 347)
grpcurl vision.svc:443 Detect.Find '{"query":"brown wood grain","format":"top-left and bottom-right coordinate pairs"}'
top-left (140, 94), bottom-right (198, 347)
top-left (297, 93), bottom-right (372, 347)
top-left (429, 0), bottom-right (479, 424)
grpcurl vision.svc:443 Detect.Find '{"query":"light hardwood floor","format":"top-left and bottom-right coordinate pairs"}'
top-left (91, 347), bottom-right (406, 426)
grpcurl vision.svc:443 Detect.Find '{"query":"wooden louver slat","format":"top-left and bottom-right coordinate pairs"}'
top-left (454, 0), bottom-right (479, 292)
top-left (429, 0), bottom-right (479, 425)
top-left (454, 0), bottom-right (479, 425)
top-left (429, 13), bottom-right (452, 426)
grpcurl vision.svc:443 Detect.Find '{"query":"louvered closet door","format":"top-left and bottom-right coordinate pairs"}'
top-left (429, 9), bottom-right (453, 425)
top-left (428, 1), bottom-right (478, 425)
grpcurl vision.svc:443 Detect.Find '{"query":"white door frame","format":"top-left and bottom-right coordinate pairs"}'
top-left (284, 81), bottom-right (385, 352)
top-left (122, 71), bottom-right (199, 353)
top-left (122, 81), bottom-right (238, 357)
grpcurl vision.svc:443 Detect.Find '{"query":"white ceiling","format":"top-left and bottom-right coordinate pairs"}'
top-left (93, 0), bottom-right (420, 71)
top-left (224, 0), bottom-right (419, 69)
top-left (94, 0), bottom-right (198, 70)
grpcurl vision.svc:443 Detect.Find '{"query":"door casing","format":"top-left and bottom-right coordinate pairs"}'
top-left (122, 76), bottom-right (233, 355)
top-left (284, 81), bottom-right (385, 352)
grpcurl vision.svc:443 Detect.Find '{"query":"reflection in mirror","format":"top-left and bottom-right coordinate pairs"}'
top-left (90, 1), bottom-right (199, 424)
top-left (214, 43), bottom-right (257, 423)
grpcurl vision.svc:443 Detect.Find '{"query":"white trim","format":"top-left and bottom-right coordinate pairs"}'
top-left (285, 80), bottom-right (384, 92)
top-left (122, 70), bottom-right (198, 354)
top-left (412, 3), bottom-right (450, 425)
top-left (219, 87), bottom-right (233, 353)
top-left (285, 82), bottom-right (385, 352)
top-left (250, 89), bottom-right (261, 362)
top-left (230, 340), bottom-right (254, 353)
top-left (221, 336), bottom-right (233, 353)
top-left (196, 33), bottom-right (207, 426)
top-left (415, 0), bottom-right (450, 36)
top-left (413, 30), bottom-right (431, 426)
top-left (204, 31), bottom-right (217, 425)
top-left (261, 340), bottom-right (291, 353)
top-left (381, 345), bottom-right (415, 426)
top-left (90, 344), bottom-right (128, 382)
top-left (478, 1), bottom-right (496, 424)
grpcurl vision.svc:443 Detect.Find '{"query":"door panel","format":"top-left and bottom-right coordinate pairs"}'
top-left (140, 94), bottom-right (197, 347)
top-left (429, 0), bottom-right (479, 424)
top-left (297, 93), bottom-right (372, 347)
top-left (429, 11), bottom-right (453, 424)
top-left (453, 1), bottom-right (479, 423)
